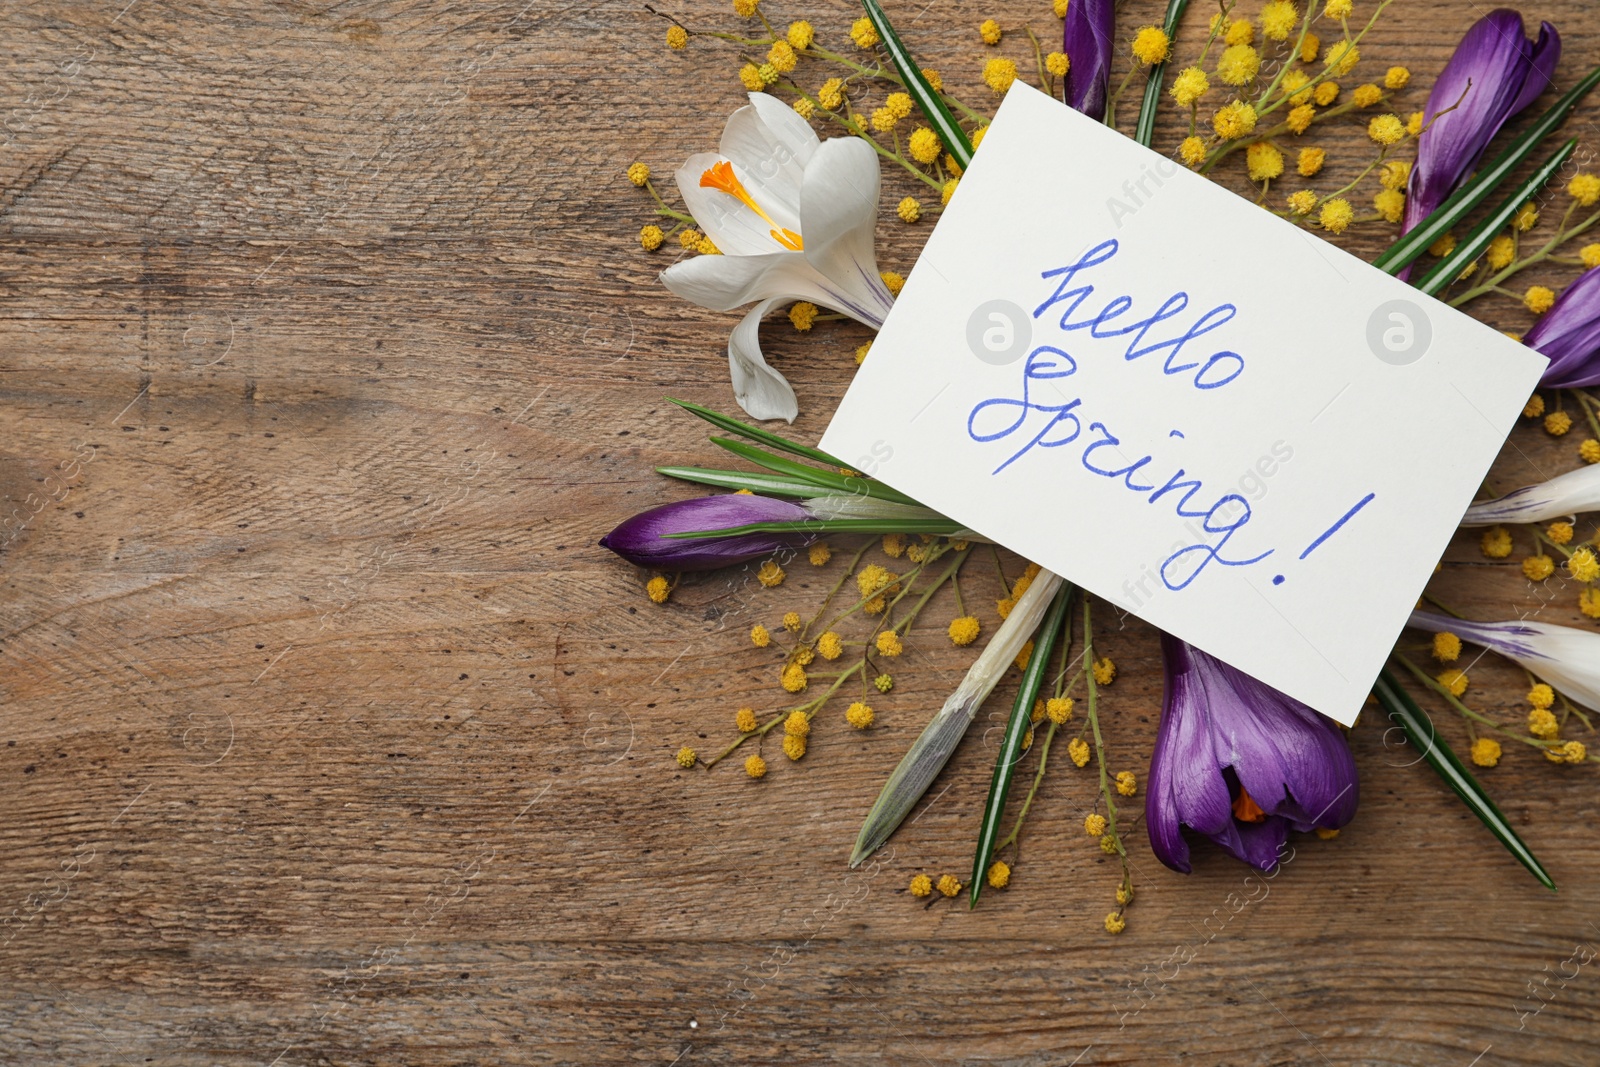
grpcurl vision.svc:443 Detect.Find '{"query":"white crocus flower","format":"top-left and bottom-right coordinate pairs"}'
top-left (1460, 463), bottom-right (1600, 526)
top-left (661, 93), bottom-right (895, 423)
top-left (1409, 610), bottom-right (1600, 713)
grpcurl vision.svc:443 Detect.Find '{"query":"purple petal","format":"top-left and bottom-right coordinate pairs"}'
top-left (1062, 0), bottom-right (1115, 120)
top-left (598, 494), bottom-right (812, 570)
top-left (1148, 634), bottom-right (1359, 874)
top-left (1403, 11), bottom-right (1555, 234)
top-left (1523, 266), bottom-right (1600, 388)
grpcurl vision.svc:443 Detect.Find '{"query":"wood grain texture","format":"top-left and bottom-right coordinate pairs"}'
top-left (3, 1), bottom-right (1600, 1063)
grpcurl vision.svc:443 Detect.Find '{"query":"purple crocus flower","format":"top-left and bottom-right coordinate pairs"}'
top-left (1062, 0), bottom-right (1115, 120)
top-left (598, 494), bottom-right (813, 570)
top-left (1147, 634), bottom-right (1359, 873)
top-left (1521, 264), bottom-right (1600, 387)
top-left (1404, 10), bottom-right (1559, 237)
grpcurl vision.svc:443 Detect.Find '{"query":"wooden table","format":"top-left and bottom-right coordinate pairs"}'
top-left (4, 1), bottom-right (1598, 1062)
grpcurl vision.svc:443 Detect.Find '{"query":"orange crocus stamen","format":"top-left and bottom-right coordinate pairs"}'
top-left (1231, 786), bottom-right (1267, 823)
top-left (698, 160), bottom-right (804, 251)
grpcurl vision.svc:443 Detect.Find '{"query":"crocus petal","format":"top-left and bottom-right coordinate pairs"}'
top-left (660, 248), bottom-right (850, 313)
top-left (798, 137), bottom-right (894, 327)
top-left (1409, 611), bottom-right (1600, 713)
top-left (720, 93), bottom-right (818, 207)
top-left (728, 297), bottom-right (799, 422)
top-left (1062, 0), bottom-right (1114, 120)
top-left (598, 494), bottom-right (812, 569)
top-left (1149, 634), bottom-right (1358, 874)
top-left (1523, 265), bottom-right (1600, 388)
top-left (1459, 463), bottom-right (1600, 525)
top-left (676, 151), bottom-right (802, 257)
top-left (1403, 12), bottom-right (1558, 234)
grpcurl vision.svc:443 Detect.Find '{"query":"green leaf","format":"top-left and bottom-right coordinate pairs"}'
top-left (1413, 138), bottom-right (1576, 297)
top-left (969, 583), bottom-right (1073, 908)
top-left (1374, 63), bottom-right (1600, 275)
top-left (861, 0), bottom-right (973, 169)
top-left (667, 397), bottom-right (847, 468)
top-left (663, 517), bottom-right (968, 539)
top-left (709, 437), bottom-right (922, 506)
top-left (1371, 669), bottom-right (1556, 892)
top-left (1134, 0), bottom-right (1191, 148)
top-left (654, 465), bottom-right (837, 499)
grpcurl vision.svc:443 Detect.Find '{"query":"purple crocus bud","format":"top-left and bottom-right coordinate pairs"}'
top-left (1404, 10), bottom-right (1560, 236)
top-left (1062, 0), bottom-right (1115, 120)
top-left (1522, 264), bottom-right (1600, 387)
top-left (598, 494), bottom-right (813, 570)
top-left (1147, 634), bottom-right (1359, 873)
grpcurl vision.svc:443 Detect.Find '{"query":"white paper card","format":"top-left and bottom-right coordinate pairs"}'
top-left (821, 82), bottom-right (1547, 726)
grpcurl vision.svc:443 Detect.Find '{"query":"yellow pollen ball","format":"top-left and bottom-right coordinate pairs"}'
top-left (1213, 101), bottom-right (1258, 139)
top-left (849, 17), bottom-right (879, 48)
top-left (1547, 521), bottom-right (1574, 545)
top-left (1054, 0), bottom-right (1069, 14)
top-left (782, 611), bottom-right (802, 632)
top-left (1470, 737), bottom-right (1502, 768)
top-left (897, 197), bottom-right (921, 223)
top-left (1047, 697), bottom-right (1074, 723)
top-left (1323, 41), bottom-right (1359, 76)
top-left (736, 707), bottom-right (759, 733)
top-left (1224, 18), bottom-right (1254, 46)
top-left (1319, 197), bottom-right (1353, 234)
top-left (1429, 233), bottom-right (1456, 258)
top-left (984, 57), bottom-right (1018, 93)
top-left (1068, 738), bottom-right (1091, 767)
top-left (679, 228), bottom-right (702, 250)
top-left (745, 753), bottom-right (767, 778)
top-left (979, 18), bottom-right (1002, 45)
top-left (751, 624), bottom-right (771, 647)
top-left (1582, 244), bottom-right (1600, 269)
top-left (1480, 527), bottom-right (1513, 559)
top-left (1132, 26), bottom-right (1172, 66)
top-left (1085, 813), bottom-right (1108, 836)
top-left (818, 77), bottom-right (845, 110)
top-left (942, 178), bottom-right (960, 205)
top-left (881, 270), bottom-right (905, 295)
top-left (1092, 657), bottom-right (1116, 685)
top-left (1528, 683), bottom-right (1555, 710)
top-left (1569, 547), bottom-right (1600, 583)
top-left (1407, 111), bottom-right (1424, 136)
top-left (948, 616), bottom-right (981, 646)
top-left (1106, 912), bottom-right (1127, 934)
top-left (1180, 136), bottom-right (1208, 168)
top-left (871, 106), bottom-right (898, 133)
top-left (1522, 555), bottom-right (1555, 582)
top-left (809, 543), bottom-right (832, 566)
top-left (1287, 190), bottom-right (1318, 215)
top-left (1284, 69), bottom-right (1312, 106)
top-left (882, 533), bottom-right (906, 558)
top-left (1324, 0), bottom-right (1352, 19)
top-left (909, 874), bottom-right (932, 897)
top-left (876, 631), bottom-right (903, 657)
top-left (1437, 669), bottom-right (1468, 697)
top-left (1314, 80), bottom-right (1340, 106)
top-left (1352, 83), bottom-right (1382, 108)
top-left (986, 861), bottom-right (1011, 888)
top-left (1374, 189), bottom-right (1405, 223)
top-left (786, 20), bottom-right (814, 50)
top-left (627, 162), bottom-right (651, 187)
top-left (666, 25), bottom-right (688, 49)
top-left (1286, 103), bottom-right (1315, 134)
top-left (738, 64), bottom-right (764, 92)
top-left (855, 341), bottom-right (873, 364)
top-left (1298, 147), bottom-right (1326, 176)
top-left (676, 746), bottom-right (697, 768)
top-left (1431, 631), bottom-right (1461, 662)
top-left (646, 575), bottom-right (670, 602)
top-left (1487, 234), bottom-right (1516, 270)
top-left (784, 710), bottom-right (810, 737)
top-left (782, 733), bottom-right (806, 760)
top-left (789, 301), bottom-right (817, 330)
top-left (781, 663), bottom-right (807, 693)
top-left (1380, 160), bottom-right (1410, 189)
top-left (937, 874), bottom-right (961, 897)
top-left (817, 631), bottom-right (843, 660)
top-left (1546, 411), bottom-right (1573, 436)
top-left (1171, 67), bottom-right (1209, 108)
top-left (1583, 587), bottom-right (1600, 616)
top-left (1217, 44), bottom-right (1260, 86)
top-left (1528, 707), bottom-right (1559, 739)
top-left (1015, 640), bottom-right (1035, 671)
top-left (1385, 66), bottom-right (1410, 89)
top-left (1046, 51), bottom-right (1070, 77)
top-left (1556, 740), bottom-right (1587, 764)
top-left (732, 0), bottom-right (757, 16)
top-left (846, 701), bottom-right (874, 729)
top-left (1100, 834), bottom-right (1119, 855)
top-left (886, 92), bottom-right (912, 119)
top-left (1569, 173), bottom-right (1600, 206)
top-left (1300, 32), bottom-right (1320, 63)
top-left (757, 560), bottom-right (786, 587)
top-left (1116, 771), bottom-right (1138, 796)
top-left (922, 68), bottom-right (943, 92)
top-left (638, 225), bottom-right (664, 252)
top-left (767, 40), bottom-right (797, 73)
top-left (792, 97), bottom-right (814, 120)
top-left (1524, 286), bottom-right (1556, 314)
top-left (1368, 114), bottom-right (1404, 145)
top-left (1261, 1), bottom-right (1297, 40)
top-left (1247, 141), bottom-right (1284, 181)
top-left (909, 127), bottom-right (942, 164)
top-left (1515, 202), bottom-right (1539, 231)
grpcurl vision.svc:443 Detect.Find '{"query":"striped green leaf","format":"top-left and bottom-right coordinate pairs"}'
top-left (709, 437), bottom-right (922, 505)
top-left (1375, 63), bottom-right (1600, 275)
top-left (667, 397), bottom-right (846, 468)
top-left (969, 583), bottom-right (1073, 908)
top-left (1413, 138), bottom-right (1576, 297)
top-left (861, 0), bottom-right (973, 169)
top-left (1372, 669), bottom-right (1555, 892)
top-left (655, 465), bottom-right (837, 499)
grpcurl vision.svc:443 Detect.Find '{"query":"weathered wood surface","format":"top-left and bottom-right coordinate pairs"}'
top-left (3, 1), bottom-right (1599, 1063)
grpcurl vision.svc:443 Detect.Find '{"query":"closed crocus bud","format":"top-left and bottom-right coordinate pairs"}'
top-left (1403, 11), bottom-right (1559, 244)
top-left (598, 494), bottom-right (813, 570)
top-left (1061, 0), bottom-right (1115, 120)
top-left (1521, 265), bottom-right (1600, 388)
top-left (1147, 634), bottom-right (1358, 873)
